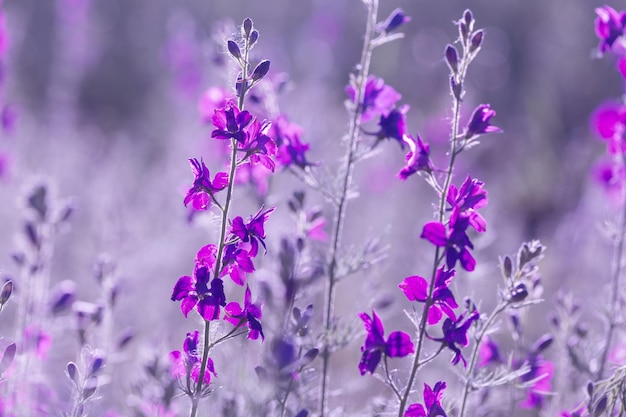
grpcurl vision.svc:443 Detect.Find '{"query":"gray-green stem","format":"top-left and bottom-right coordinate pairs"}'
top-left (319, 1), bottom-right (379, 415)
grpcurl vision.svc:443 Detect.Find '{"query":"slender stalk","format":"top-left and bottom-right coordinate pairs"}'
top-left (397, 48), bottom-right (471, 417)
top-left (458, 301), bottom-right (508, 417)
top-left (319, 1), bottom-right (379, 415)
top-left (189, 36), bottom-right (251, 417)
top-left (597, 154), bottom-right (626, 380)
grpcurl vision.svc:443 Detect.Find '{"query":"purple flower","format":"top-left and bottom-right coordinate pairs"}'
top-left (447, 176), bottom-right (488, 231)
top-left (398, 134), bottom-right (433, 180)
top-left (184, 158), bottom-right (229, 210)
top-left (358, 310), bottom-right (414, 375)
top-left (375, 105), bottom-right (409, 146)
top-left (427, 310), bottom-right (479, 367)
top-left (591, 101), bottom-right (626, 155)
top-left (378, 8), bottom-right (411, 34)
top-left (398, 267), bottom-right (458, 325)
top-left (224, 286), bottom-right (264, 341)
top-left (221, 244), bottom-right (255, 286)
top-left (463, 104), bottom-right (502, 139)
top-left (518, 355), bottom-right (554, 409)
top-left (237, 118), bottom-right (277, 172)
top-left (595, 6), bottom-right (626, 55)
top-left (171, 265), bottom-right (227, 320)
top-left (345, 75), bottom-right (401, 123)
top-left (478, 337), bottom-right (502, 367)
top-left (169, 330), bottom-right (217, 384)
top-left (404, 382), bottom-right (448, 417)
top-left (229, 206), bottom-right (275, 257)
top-left (211, 102), bottom-right (254, 143)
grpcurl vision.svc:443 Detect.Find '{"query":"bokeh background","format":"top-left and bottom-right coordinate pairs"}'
top-left (0, 0), bottom-right (623, 415)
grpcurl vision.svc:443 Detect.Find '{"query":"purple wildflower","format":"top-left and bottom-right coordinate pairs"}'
top-left (398, 267), bottom-right (458, 325)
top-left (398, 134), bottom-right (434, 180)
top-left (463, 104), bottom-right (502, 140)
top-left (478, 337), bottom-right (502, 367)
top-left (171, 265), bottom-right (227, 320)
top-left (595, 6), bottom-right (626, 55)
top-left (358, 310), bottom-right (414, 375)
top-left (221, 244), bottom-right (255, 286)
top-left (375, 105), bottom-right (409, 147)
top-left (271, 115), bottom-right (313, 169)
top-left (224, 286), bottom-right (264, 340)
top-left (237, 118), bottom-right (277, 172)
top-left (211, 102), bottom-right (254, 143)
top-left (378, 8), bottom-right (411, 34)
top-left (183, 158), bottom-right (229, 210)
top-left (169, 330), bottom-right (217, 384)
top-left (518, 355), bottom-right (554, 409)
top-left (345, 75), bottom-right (401, 123)
top-left (591, 101), bottom-right (626, 155)
top-left (229, 206), bottom-right (275, 257)
top-left (404, 382), bottom-right (448, 417)
top-left (428, 310), bottom-right (479, 367)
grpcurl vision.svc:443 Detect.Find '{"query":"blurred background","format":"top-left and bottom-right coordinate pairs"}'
top-left (0, 0), bottom-right (623, 415)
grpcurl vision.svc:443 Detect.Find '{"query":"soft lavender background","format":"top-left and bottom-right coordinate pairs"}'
top-left (0, 0), bottom-right (621, 415)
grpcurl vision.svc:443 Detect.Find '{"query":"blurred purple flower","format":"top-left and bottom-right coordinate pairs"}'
top-left (224, 286), bottom-right (264, 340)
top-left (593, 159), bottom-right (625, 202)
top-left (1, 105), bottom-right (17, 134)
top-left (378, 8), bottom-right (411, 34)
top-left (591, 101), bottom-right (626, 154)
top-left (404, 382), bottom-right (448, 417)
top-left (170, 330), bottom-right (216, 384)
top-left (24, 324), bottom-right (52, 360)
top-left (478, 337), bottom-right (502, 367)
top-left (184, 158), bottom-right (228, 210)
top-left (358, 310), bottom-right (414, 375)
top-left (211, 102), bottom-right (253, 143)
top-left (271, 115), bottom-right (313, 169)
top-left (518, 355), bottom-right (554, 409)
top-left (398, 267), bottom-right (458, 325)
top-left (346, 75), bottom-right (401, 123)
top-left (463, 104), bottom-right (502, 140)
top-left (229, 206), bottom-right (275, 257)
top-left (171, 266), bottom-right (226, 320)
top-left (0, 12), bottom-right (9, 58)
top-left (428, 310), bottom-right (479, 367)
top-left (398, 134), bottom-right (434, 180)
top-left (595, 6), bottom-right (626, 55)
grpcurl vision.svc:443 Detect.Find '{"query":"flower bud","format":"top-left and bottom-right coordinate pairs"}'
top-left (532, 333), bottom-right (553, 353)
top-left (0, 343), bottom-right (16, 376)
top-left (445, 44), bottom-right (459, 75)
top-left (251, 60), bottom-right (271, 82)
top-left (510, 282), bottom-right (528, 302)
top-left (227, 40), bottom-right (241, 60)
top-left (469, 30), bottom-right (484, 54)
top-left (450, 76), bottom-right (462, 100)
top-left (249, 30), bottom-right (259, 46)
top-left (0, 280), bottom-right (13, 305)
top-left (501, 255), bottom-right (513, 279)
top-left (242, 18), bottom-right (253, 38)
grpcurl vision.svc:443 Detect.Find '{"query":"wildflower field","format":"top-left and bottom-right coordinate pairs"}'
top-left (1, 1), bottom-right (625, 416)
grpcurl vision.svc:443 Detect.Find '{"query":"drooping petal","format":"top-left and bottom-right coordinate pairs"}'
top-left (358, 348), bottom-right (382, 375)
top-left (421, 222), bottom-right (448, 246)
top-left (398, 275), bottom-right (428, 302)
top-left (171, 276), bottom-right (194, 301)
top-left (385, 331), bottom-right (414, 357)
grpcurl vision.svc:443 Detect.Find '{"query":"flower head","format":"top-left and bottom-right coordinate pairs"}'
top-left (211, 102), bottom-right (253, 143)
top-left (171, 264), bottom-right (227, 320)
top-left (271, 115), bottom-right (313, 169)
top-left (169, 330), bottom-right (217, 385)
top-left (398, 134), bottom-right (434, 180)
top-left (518, 355), bottom-right (554, 409)
top-left (184, 158), bottom-right (228, 210)
top-left (375, 105), bottom-right (409, 146)
top-left (405, 382), bottom-right (448, 417)
top-left (224, 286), bottom-right (264, 340)
top-left (399, 267), bottom-right (458, 325)
top-left (595, 6), bottom-right (626, 55)
top-left (463, 104), bottom-right (501, 140)
top-left (345, 75), bottom-right (401, 123)
top-left (478, 337), bottom-right (502, 367)
top-left (229, 206), bottom-right (275, 257)
top-left (358, 310), bottom-right (414, 375)
top-left (237, 119), bottom-right (277, 172)
top-left (428, 310), bottom-right (479, 367)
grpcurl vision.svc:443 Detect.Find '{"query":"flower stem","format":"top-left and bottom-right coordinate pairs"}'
top-left (397, 46), bottom-right (471, 417)
top-left (597, 155), bottom-right (626, 380)
top-left (319, 1), bottom-right (378, 415)
top-left (188, 35), bottom-right (251, 417)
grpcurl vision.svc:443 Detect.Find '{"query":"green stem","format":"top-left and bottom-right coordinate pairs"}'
top-left (319, 2), bottom-right (379, 416)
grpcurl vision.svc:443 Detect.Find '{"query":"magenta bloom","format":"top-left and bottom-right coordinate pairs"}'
top-left (211, 102), bottom-right (254, 143)
top-left (428, 310), bottom-right (479, 367)
top-left (171, 265), bottom-right (226, 320)
top-left (271, 115), bottom-right (313, 169)
top-left (184, 158), bottom-right (228, 210)
top-left (399, 267), bottom-right (458, 325)
top-left (224, 286), bottom-right (264, 341)
top-left (346, 75), bottom-right (401, 123)
top-left (404, 382), bottom-right (448, 417)
top-left (518, 356), bottom-right (554, 409)
top-left (591, 101), bottom-right (626, 154)
top-left (463, 104), bottom-right (501, 139)
top-left (595, 6), bottom-right (626, 55)
top-left (478, 337), bottom-right (502, 367)
top-left (169, 330), bottom-right (217, 384)
top-left (376, 105), bottom-right (409, 146)
top-left (358, 310), bottom-right (414, 375)
top-left (221, 244), bottom-right (255, 286)
top-left (230, 206), bottom-right (275, 257)
top-left (237, 118), bottom-right (277, 172)
top-left (398, 134), bottom-right (433, 180)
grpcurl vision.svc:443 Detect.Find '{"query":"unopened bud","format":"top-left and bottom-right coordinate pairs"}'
top-left (227, 40), bottom-right (241, 60)
top-left (445, 44), bottom-right (459, 74)
top-left (510, 283), bottom-right (528, 302)
top-left (242, 18), bottom-right (253, 38)
top-left (251, 60), bottom-right (271, 82)
top-left (249, 30), bottom-right (259, 46)
top-left (0, 281), bottom-right (13, 305)
top-left (470, 30), bottom-right (484, 53)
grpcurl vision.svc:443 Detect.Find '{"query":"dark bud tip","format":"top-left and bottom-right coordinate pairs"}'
top-left (251, 60), bottom-right (271, 82)
top-left (501, 256), bottom-right (513, 279)
top-left (227, 40), bottom-right (241, 60)
top-left (510, 283), bottom-right (528, 302)
top-left (380, 8), bottom-right (410, 34)
top-left (450, 76), bottom-right (463, 100)
top-left (243, 18), bottom-right (253, 38)
top-left (90, 356), bottom-right (105, 376)
top-left (459, 22), bottom-right (469, 43)
top-left (249, 30), bottom-right (259, 46)
top-left (470, 30), bottom-right (484, 53)
top-left (295, 410), bottom-right (309, 417)
top-left (0, 343), bottom-right (16, 375)
top-left (66, 362), bottom-right (79, 384)
top-left (532, 334), bottom-right (553, 353)
top-left (587, 381), bottom-right (594, 397)
top-left (0, 280), bottom-right (13, 305)
top-left (445, 44), bottom-right (459, 74)
top-left (594, 396), bottom-right (608, 417)
top-left (463, 9), bottom-right (474, 26)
